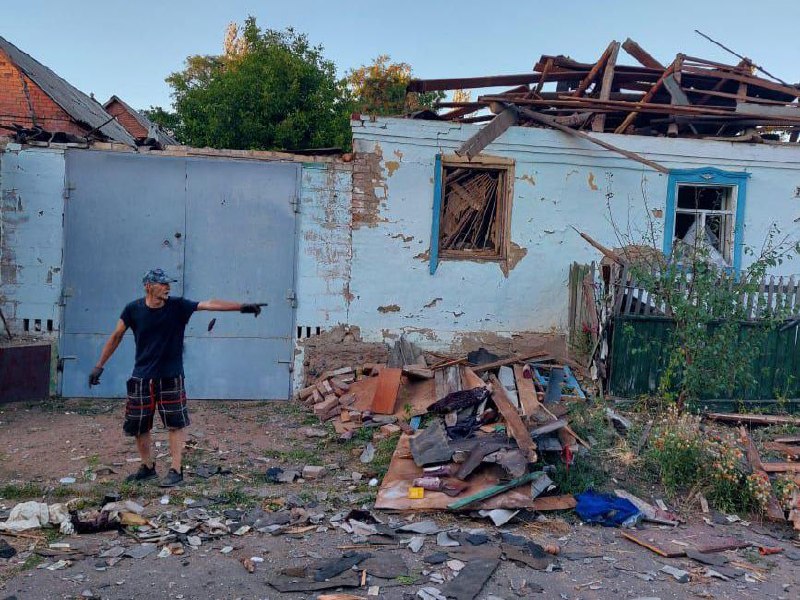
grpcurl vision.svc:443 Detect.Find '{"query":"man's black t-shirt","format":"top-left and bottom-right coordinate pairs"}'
top-left (120, 297), bottom-right (199, 379)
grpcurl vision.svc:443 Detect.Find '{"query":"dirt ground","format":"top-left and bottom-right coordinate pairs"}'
top-left (1, 399), bottom-right (799, 600)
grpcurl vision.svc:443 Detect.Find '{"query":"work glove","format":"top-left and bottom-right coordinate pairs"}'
top-left (240, 304), bottom-right (262, 317)
top-left (88, 366), bottom-right (104, 386)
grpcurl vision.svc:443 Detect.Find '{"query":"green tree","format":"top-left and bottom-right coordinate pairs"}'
top-left (152, 17), bottom-right (352, 151)
top-left (347, 55), bottom-right (444, 116)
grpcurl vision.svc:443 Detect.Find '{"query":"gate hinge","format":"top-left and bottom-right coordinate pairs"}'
top-left (63, 183), bottom-right (76, 199)
top-left (286, 289), bottom-right (297, 308)
top-left (291, 195), bottom-right (300, 213)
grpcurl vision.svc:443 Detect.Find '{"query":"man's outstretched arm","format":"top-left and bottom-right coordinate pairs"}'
top-left (197, 300), bottom-right (264, 315)
top-left (89, 319), bottom-right (128, 386)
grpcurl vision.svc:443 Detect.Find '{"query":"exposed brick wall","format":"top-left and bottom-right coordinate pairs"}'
top-left (104, 99), bottom-right (148, 138)
top-left (0, 49), bottom-right (88, 136)
top-left (351, 145), bottom-right (387, 229)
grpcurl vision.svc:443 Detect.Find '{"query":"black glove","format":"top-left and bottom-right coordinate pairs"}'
top-left (240, 304), bottom-right (262, 317)
top-left (88, 366), bottom-right (104, 386)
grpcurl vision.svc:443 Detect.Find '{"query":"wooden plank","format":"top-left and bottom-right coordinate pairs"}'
top-left (444, 365), bottom-right (462, 395)
top-left (471, 351), bottom-right (550, 373)
top-left (573, 41), bottom-right (616, 98)
top-left (614, 58), bottom-right (678, 134)
top-left (740, 426), bottom-right (786, 521)
top-left (408, 73), bottom-right (545, 93)
top-left (488, 374), bottom-right (537, 463)
top-left (515, 106), bottom-right (670, 173)
top-left (774, 436), bottom-right (800, 444)
top-left (455, 105), bottom-right (519, 159)
top-left (461, 366), bottom-right (487, 390)
top-left (763, 463), bottom-right (800, 473)
top-left (370, 368), bottom-right (403, 415)
top-left (513, 364), bottom-right (542, 418)
top-left (680, 66), bottom-right (800, 98)
top-left (764, 442), bottom-right (800, 458)
top-left (592, 41), bottom-right (620, 131)
top-left (706, 412), bottom-right (800, 426)
top-left (621, 38), bottom-right (665, 70)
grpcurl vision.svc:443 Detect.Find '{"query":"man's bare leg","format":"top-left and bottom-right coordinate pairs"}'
top-left (135, 432), bottom-right (153, 467)
top-left (168, 428), bottom-right (186, 472)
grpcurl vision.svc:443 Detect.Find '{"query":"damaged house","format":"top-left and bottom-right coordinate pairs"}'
top-left (2, 36), bottom-right (800, 401)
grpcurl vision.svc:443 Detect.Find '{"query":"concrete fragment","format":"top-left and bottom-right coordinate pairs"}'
top-left (302, 465), bottom-right (326, 479)
top-left (436, 531), bottom-right (459, 547)
top-left (408, 536), bottom-right (425, 553)
top-left (660, 564), bottom-right (689, 583)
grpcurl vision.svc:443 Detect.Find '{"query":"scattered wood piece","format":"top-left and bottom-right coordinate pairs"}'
top-left (739, 427), bottom-right (785, 522)
top-left (774, 436), bottom-right (800, 444)
top-left (764, 442), bottom-right (800, 458)
top-left (472, 352), bottom-right (550, 374)
top-left (402, 366), bottom-right (434, 380)
top-left (513, 364), bottom-right (542, 418)
top-left (488, 374), bottom-right (538, 463)
top-left (461, 366), bottom-right (487, 390)
top-left (707, 413), bottom-right (800, 426)
top-left (762, 463), bottom-right (800, 473)
top-left (370, 368), bottom-right (403, 415)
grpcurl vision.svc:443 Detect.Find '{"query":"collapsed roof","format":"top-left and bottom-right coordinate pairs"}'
top-left (408, 38), bottom-right (800, 144)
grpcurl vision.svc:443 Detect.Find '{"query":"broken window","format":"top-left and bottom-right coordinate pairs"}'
top-left (673, 184), bottom-right (736, 267)
top-left (437, 156), bottom-right (513, 261)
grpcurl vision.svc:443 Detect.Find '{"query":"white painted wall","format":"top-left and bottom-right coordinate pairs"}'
top-left (347, 117), bottom-right (800, 348)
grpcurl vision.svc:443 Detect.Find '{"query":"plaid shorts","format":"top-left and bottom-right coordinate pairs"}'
top-left (123, 376), bottom-right (190, 437)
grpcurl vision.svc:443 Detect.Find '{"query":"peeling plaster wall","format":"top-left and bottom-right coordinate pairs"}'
top-left (0, 145), bottom-right (65, 336)
top-left (347, 116), bottom-right (800, 349)
top-left (295, 161), bottom-right (353, 329)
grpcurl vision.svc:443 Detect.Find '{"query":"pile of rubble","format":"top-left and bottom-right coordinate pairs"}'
top-left (294, 341), bottom-right (591, 512)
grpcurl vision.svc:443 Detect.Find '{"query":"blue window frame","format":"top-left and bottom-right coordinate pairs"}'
top-left (663, 167), bottom-right (750, 271)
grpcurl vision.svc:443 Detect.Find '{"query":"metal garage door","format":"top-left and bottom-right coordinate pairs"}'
top-left (60, 150), bottom-right (298, 399)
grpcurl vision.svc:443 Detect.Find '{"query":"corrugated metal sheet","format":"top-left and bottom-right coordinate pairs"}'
top-left (103, 95), bottom-right (178, 145)
top-left (0, 36), bottom-right (136, 146)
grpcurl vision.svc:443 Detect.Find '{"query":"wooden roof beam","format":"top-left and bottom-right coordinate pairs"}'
top-left (622, 38), bottom-right (665, 70)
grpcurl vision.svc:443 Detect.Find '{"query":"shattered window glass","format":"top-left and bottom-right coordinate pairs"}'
top-left (439, 165), bottom-right (508, 259)
top-left (674, 185), bottom-right (735, 267)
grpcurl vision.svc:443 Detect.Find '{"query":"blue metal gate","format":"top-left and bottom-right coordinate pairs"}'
top-left (60, 150), bottom-right (299, 399)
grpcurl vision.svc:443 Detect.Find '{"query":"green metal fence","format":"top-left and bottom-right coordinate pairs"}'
top-left (609, 315), bottom-right (800, 408)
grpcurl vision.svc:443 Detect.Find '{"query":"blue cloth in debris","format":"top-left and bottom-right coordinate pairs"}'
top-left (575, 490), bottom-right (641, 527)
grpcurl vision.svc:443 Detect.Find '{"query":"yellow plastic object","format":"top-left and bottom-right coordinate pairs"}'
top-left (408, 487), bottom-right (425, 499)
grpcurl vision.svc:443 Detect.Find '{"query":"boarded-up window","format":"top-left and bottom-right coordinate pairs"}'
top-left (438, 156), bottom-right (513, 261)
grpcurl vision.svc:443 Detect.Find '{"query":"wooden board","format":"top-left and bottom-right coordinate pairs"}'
top-left (740, 426), bottom-right (786, 521)
top-left (764, 442), bottom-right (800, 458)
top-left (621, 528), bottom-right (750, 558)
top-left (375, 434), bottom-right (573, 511)
top-left (762, 462), bottom-right (800, 473)
top-left (707, 413), bottom-right (800, 426)
top-left (472, 352), bottom-right (550, 373)
top-left (513, 364), bottom-right (542, 418)
top-left (488, 374), bottom-right (537, 463)
top-left (461, 366), bottom-right (486, 390)
top-left (370, 368), bottom-right (403, 415)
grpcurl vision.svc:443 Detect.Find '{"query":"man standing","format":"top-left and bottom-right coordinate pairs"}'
top-left (89, 268), bottom-right (262, 487)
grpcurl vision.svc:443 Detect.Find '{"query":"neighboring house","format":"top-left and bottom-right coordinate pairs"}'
top-left (103, 95), bottom-right (178, 146)
top-left (0, 36), bottom-right (134, 145)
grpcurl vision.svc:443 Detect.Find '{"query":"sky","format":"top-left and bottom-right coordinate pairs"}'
top-left (2, 0), bottom-right (800, 111)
